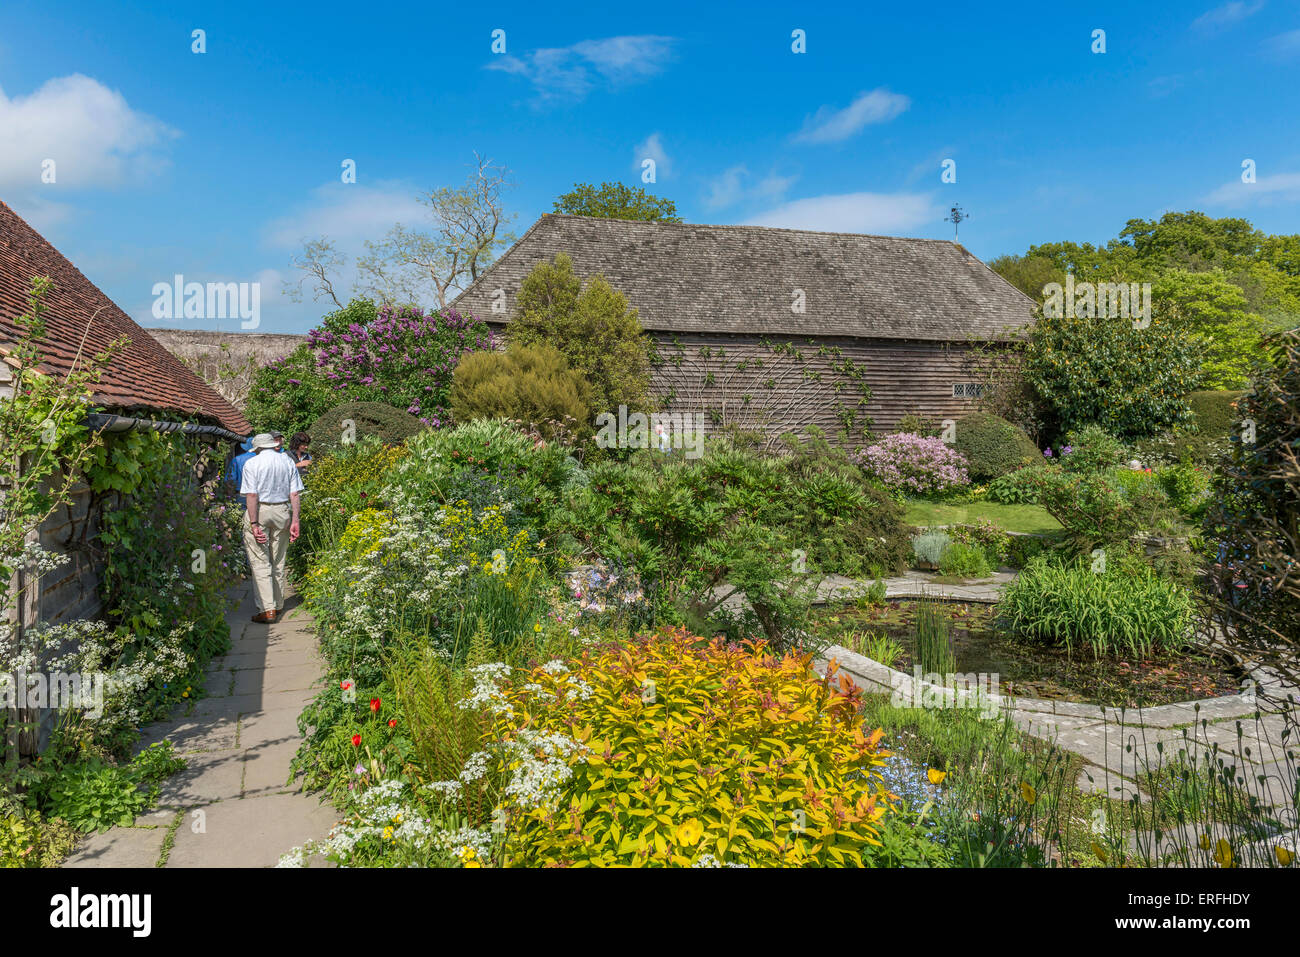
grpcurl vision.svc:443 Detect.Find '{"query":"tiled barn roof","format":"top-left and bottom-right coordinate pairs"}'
top-left (0, 199), bottom-right (249, 433)
top-left (454, 214), bottom-right (1035, 341)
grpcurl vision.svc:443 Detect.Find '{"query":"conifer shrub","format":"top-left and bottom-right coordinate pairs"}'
top-left (450, 342), bottom-right (591, 442)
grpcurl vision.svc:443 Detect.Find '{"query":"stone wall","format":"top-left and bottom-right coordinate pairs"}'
top-left (146, 329), bottom-right (307, 410)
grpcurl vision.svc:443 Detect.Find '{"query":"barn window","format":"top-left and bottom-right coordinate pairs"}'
top-left (952, 383), bottom-right (985, 399)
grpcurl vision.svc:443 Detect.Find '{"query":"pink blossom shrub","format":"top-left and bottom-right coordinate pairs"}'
top-left (855, 432), bottom-right (970, 495)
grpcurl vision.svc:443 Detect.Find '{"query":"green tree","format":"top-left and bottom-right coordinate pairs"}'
top-left (1152, 270), bottom-right (1268, 389)
top-left (1022, 306), bottom-right (1205, 440)
top-left (553, 182), bottom-right (682, 222)
top-left (508, 254), bottom-right (652, 430)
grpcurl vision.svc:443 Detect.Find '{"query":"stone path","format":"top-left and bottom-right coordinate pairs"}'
top-left (816, 569), bottom-right (1015, 604)
top-left (62, 580), bottom-right (337, 868)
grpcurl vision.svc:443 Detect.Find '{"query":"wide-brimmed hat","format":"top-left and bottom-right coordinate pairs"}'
top-left (250, 433), bottom-right (279, 451)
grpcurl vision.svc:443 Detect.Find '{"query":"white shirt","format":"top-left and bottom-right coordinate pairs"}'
top-left (239, 449), bottom-right (304, 504)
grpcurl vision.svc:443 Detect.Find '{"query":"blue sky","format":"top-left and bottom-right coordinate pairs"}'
top-left (1, 0), bottom-right (1297, 333)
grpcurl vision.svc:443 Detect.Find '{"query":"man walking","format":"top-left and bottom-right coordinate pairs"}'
top-left (239, 433), bottom-right (304, 623)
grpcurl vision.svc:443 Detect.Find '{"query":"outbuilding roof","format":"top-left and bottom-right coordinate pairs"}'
top-left (453, 214), bottom-right (1035, 341)
top-left (0, 199), bottom-right (250, 433)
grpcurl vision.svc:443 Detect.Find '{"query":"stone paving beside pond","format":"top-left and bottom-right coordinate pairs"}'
top-left (814, 575), bottom-right (1300, 818)
top-left (62, 581), bottom-right (338, 868)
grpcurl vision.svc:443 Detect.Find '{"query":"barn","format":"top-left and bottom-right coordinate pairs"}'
top-left (452, 214), bottom-right (1036, 445)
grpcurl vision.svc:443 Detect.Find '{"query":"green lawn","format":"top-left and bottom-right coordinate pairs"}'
top-left (903, 500), bottom-right (1062, 534)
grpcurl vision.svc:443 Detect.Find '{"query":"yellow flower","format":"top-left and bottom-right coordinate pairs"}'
top-left (534, 623), bottom-right (542, 633)
top-left (1275, 846), bottom-right (1294, 867)
top-left (1091, 842), bottom-right (1108, 863)
top-left (1198, 833), bottom-right (1212, 850)
top-left (1020, 782), bottom-right (1037, 805)
top-left (675, 819), bottom-right (704, 846)
top-left (1213, 839), bottom-right (1233, 868)
top-left (483, 563), bottom-right (493, 573)
top-left (382, 826), bottom-right (394, 841)
top-left (926, 768), bottom-right (946, 785)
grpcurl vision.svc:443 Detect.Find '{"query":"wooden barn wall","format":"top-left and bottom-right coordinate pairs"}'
top-left (648, 332), bottom-right (982, 444)
top-left (486, 322), bottom-right (984, 445)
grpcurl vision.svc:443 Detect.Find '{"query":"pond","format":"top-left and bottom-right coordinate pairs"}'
top-left (811, 600), bottom-right (1246, 708)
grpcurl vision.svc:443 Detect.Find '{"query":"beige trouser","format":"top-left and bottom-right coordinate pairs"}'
top-left (243, 501), bottom-right (291, 613)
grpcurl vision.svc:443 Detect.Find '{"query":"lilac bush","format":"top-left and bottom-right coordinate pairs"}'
top-left (306, 305), bottom-right (493, 426)
top-left (856, 432), bottom-right (970, 495)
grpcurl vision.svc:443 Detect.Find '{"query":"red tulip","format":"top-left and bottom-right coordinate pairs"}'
top-left (340, 680), bottom-right (351, 690)
top-left (388, 719), bottom-right (397, 728)
top-left (370, 698), bottom-right (381, 712)
top-left (351, 734), bottom-right (361, 747)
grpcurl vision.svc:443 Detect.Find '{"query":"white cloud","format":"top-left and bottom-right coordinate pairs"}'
top-left (4, 193), bottom-right (76, 232)
top-left (263, 181), bottom-right (429, 252)
top-left (743, 191), bottom-right (938, 234)
top-left (793, 89), bottom-right (910, 145)
top-left (0, 74), bottom-right (177, 190)
top-left (704, 165), bottom-right (797, 211)
top-left (1264, 29), bottom-right (1300, 58)
top-left (633, 133), bottom-right (671, 178)
top-left (1192, 1), bottom-right (1265, 31)
top-left (487, 35), bottom-right (675, 102)
top-left (1205, 171), bottom-right (1300, 206)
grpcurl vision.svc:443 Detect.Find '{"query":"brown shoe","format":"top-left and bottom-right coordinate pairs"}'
top-left (251, 610), bottom-right (276, 623)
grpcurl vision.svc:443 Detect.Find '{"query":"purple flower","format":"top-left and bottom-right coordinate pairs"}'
top-left (1043, 448), bottom-right (1053, 457)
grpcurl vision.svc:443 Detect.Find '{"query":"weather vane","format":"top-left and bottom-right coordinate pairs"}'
top-left (945, 204), bottom-right (968, 241)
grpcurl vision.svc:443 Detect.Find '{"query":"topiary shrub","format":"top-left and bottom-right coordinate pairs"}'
top-left (308, 401), bottom-right (428, 454)
top-left (1203, 328), bottom-right (1300, 680)
top-left (1128, 390), bottom-right (1245, 466)
top-left (450, 341), bottom-right (591, 443)
top-left (1188, 390), bottom-right (1245, 436)
top-left (486, 628), bottom-right (895, 867)
top-left (953, 412), bottom-right (1040, 480)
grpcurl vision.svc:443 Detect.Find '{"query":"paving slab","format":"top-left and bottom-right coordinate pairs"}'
top-left (165, 793), bottom-right (340, 868)
top-left (135, 714), bottom-right (240, 755)
top-left (189, 687), bottom-right (316, 718)
top-left (239, 707), bottom-right (308, 746)
top-left (63, 824), bottom-right (169, 868)
top-left (154, 749), bottom-right (247, 808)
top-left (242, 738), bottom-right (305, 795)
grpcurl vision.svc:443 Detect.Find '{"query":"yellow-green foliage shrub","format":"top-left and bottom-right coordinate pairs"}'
top-left (491, 629), bottom-right (894, 867)
top-left (451, 342), bottom-right (591, 442)
top-left (1, 811), bottom-right (79, 868)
